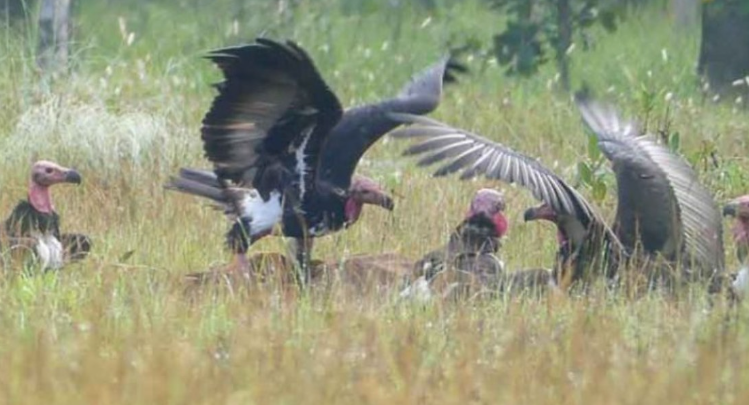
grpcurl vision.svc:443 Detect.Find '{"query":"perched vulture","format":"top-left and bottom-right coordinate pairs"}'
top-left (166, 38), bottom-right (464, 284)
top-left (400, 188), bottom-right (555, 300)
top-left (722, 195), bottom-right (749, 299)
top-left (1, 161), bottom-right (91, 271)
top-left (390, 94), bottom-right (724, 289)
top-left (414, 189), bottom-right (508, 282)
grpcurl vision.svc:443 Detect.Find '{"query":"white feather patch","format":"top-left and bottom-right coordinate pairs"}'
top-left (32, 232), bottom-right (64, 270)
top-left (399, 276), bottom-right (433, 302)
top-left (295, 126), bottom-right (314, 201)
top-left (734, 266), bottom-right (749, 299)
top-left (240, 190), bottom-right (283, 236)
top-left (308, 222), bottom-right (329, 237)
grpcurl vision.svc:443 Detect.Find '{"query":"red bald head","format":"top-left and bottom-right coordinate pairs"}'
top-left (344, 175), bottom-right (394, 224)
top-left (466, 188), bottom-right (508, 238)
top-left (28, 160), bottom-right (82, 214)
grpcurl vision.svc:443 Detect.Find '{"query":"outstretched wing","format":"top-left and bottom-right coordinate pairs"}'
top-left (201, 38), bottom-right (343, 197)
top-left (389, 114), bottom-right (598, 223)
top-left (576, 95), bottom-right (724, 274)
top-left (317, 57), bottom-right (466, 189)
top-left (389, 113), bottom-right (624, 283)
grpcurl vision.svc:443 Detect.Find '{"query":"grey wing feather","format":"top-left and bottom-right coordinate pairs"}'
top-left (576, 96), bottom-right (724, 274)
top-left (390, 112), bottom-right (625, 281)
top-left (389, 113), bottom-right (594, 220)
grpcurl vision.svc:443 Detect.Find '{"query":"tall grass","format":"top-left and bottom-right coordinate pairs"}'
top-left (0, 0), bottom-right (748, 403)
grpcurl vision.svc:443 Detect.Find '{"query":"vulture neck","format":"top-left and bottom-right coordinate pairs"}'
top-left (733, 217), bottom-right (749, 264)
top-left (449, 214), bottom-right (503, 255)
top-left (28, 182), bottom-right (54, 214)
top-left (557, 215), bottom-right (587, 248)
top-left (344, 198), bottom-right (364, 224)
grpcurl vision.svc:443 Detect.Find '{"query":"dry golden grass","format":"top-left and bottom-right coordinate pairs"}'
top-left (1, 1), bottom-right (749, 404)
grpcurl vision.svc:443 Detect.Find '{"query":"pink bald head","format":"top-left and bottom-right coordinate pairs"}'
top-left (466, 188), bottom-right (508, 238)
top-left (28, 160), bottom-right (82, 214)
top-left (344, 175), bottom-right (395, 224)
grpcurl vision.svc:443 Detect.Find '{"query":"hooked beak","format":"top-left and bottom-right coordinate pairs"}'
top-left (64, 169), bottom-right (82, 185)
top-left (523, 207), bottom-right (537, 222)
top-left (379, 194), bottom-right (395, 211)
top-left (524, 203), bottom-right (555, 222)
top-left (724, 201), bottom-right (740, 218)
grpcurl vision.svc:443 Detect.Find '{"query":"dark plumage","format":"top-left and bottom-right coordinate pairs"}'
top-left (400, 189), bottom-right (555, 300)
top-left (6, 200), bottom-right (61, 237)
top-left (415, 206), bottom-right (506, 281)
top-left (167, 38), bottom-right (463, 283)
top-left (575, 95), bottom-right (723, 283)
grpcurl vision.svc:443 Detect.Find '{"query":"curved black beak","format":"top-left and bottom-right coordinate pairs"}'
top-left (64, 169), bottom-right (82, 185)
top-left (724, 201), bottom-right (738, 218)
top-left (523, 206), bottom-right (537, 222)
top-left (381, 195), bottom-right (395, 211)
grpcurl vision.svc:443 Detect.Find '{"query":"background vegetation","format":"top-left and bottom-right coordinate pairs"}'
top-left (1, 0), bottom-right (749, 403)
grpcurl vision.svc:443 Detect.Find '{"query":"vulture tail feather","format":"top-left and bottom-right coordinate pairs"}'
top-left (178, 168), bottom-right (223, 189)
top-left (165, 175), bottom-right (227, 204)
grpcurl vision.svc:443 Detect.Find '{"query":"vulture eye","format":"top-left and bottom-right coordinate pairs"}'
top-left (45, 167), bottom-right (53, 174)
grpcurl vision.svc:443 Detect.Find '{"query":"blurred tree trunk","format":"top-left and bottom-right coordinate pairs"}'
top-left (1, 0), bottom-right (34, 23)
top-left (698, 0), bottom-right (749, 96)
top-left (555, 0), bottom-right (571, 92)
top-left (671, 0), bottom-right (697, 28)
top-left (37, 0), bottom-right (70, 72)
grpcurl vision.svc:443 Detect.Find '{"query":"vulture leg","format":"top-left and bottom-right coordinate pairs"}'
top-left (60, 233), bottom-right (92, 263)
top-left (292, 237), bottom-right (314, 288)
top-left (228, 253), bottom-right (251, 278)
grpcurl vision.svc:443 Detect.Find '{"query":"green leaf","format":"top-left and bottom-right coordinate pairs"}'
top-left (587, 133), bottom-right (601, 160)
top-left (668, 131), bottom-right (681, 153)
top-left (578, 161), bottom-right (593, 185)
top-left (592, 180), bottom-right (607, 203)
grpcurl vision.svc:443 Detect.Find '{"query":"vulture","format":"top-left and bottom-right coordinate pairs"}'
top-left (413, 188), bottom-right (508, 282)
top-left (166, 38), bottom-right (464, 284)
top-left (722, 195), bottom-right (749, 300)
top-left (390, 94), bottom-right (724, 289)
top-left (390, 113), bottom-right (620, 288)
top-left (400, 188), bottom-right (555, 300)
top-left (1, 160), bottom-right (91, 271)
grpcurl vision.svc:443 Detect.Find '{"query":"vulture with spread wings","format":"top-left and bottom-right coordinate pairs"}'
top-left (390, 94), bottom-right (724, 288)
top-left (167, 38), bottom-right (464, 284)
top-left (390, 113), bottom-right (620, 287)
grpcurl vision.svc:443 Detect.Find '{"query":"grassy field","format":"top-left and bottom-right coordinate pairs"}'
top-left (1, 0), bottom-right (749, 403)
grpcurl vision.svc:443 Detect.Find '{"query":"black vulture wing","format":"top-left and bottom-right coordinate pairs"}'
top-left (317, 56), bottom-right (466, 189)
top-left (575, 95), bottom-right (724, 275)
top-left (200, 38), bottom-right (343, 197)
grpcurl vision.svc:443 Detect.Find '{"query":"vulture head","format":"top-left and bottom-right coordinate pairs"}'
top-left (724, 195), bottom-right (749, 263)
top-left (523, 202), bottom-right (587, 249)
top-left (28, 160), bottom-right (82, 214)
top-left (465, 188), bottom-right (508, 238)
top-left (344, 175), bottom-right (394, 224)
